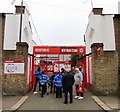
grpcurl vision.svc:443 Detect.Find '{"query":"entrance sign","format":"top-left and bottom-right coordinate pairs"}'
top-left (33, 46), bottom-right (60, 54)
top-left (4, 60), bottom-right (24, 74)
top-left (33, 46), bottom-right (85, 54)
top-left (60, 47), bottom-right (85, 54)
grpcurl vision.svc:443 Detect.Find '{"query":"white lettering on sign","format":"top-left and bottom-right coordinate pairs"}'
top-left (35, 48), bottom-right (49, 52)
top-left (61, 49), bottom-right (78, 52)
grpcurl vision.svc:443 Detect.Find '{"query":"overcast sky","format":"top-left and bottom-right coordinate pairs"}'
top-left (0, 0), bottom-right (120, 46)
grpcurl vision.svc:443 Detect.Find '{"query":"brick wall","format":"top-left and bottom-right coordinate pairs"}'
top-left (91, 43), bottom-right (118, 95)
top-left (1, 13), bottom-right (30, 96)
top-left (0, 14), bottom-right (2, 94)
top-left (0, 13), bottom-right (5, 95)
top-left (2, 42), bottom-right (29, 95)
top-left (113, 15), bottom-right (120, 96)
top-left (0, 13), bottom-right (5, 50)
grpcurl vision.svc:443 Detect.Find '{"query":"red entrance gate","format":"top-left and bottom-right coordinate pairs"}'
top-left (31, 46), bottom-right (86, 87)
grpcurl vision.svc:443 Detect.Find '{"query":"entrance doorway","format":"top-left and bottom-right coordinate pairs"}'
top-left (31, 46), bottom-right (86, 87)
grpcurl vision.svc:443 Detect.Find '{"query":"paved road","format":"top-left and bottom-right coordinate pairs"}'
top-left (17, 89), bottom-right (105, 111)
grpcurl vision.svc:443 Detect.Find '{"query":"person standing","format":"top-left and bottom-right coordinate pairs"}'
top-left (53, 72), bottom-right (63, 98)
top-left (33, 67), bottom-right (42, 94)
top-left (49, 74), bottom-right (55, 94)
top-left (38, 71), bottom-right (49, 97)
top-left (62, 68), bottom-right (75, 104)
top-left (74, 68), bottom-right (84, 100)
top-left (60, 68), bottom-right (65, 92)
top-left (61, 68), bottom-right (65, 76)
top-left (79, 67), bottom-right (84, 84)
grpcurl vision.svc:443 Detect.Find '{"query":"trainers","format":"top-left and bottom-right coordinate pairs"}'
top-left (75, 96), bottom-right (79, 99)
top-left (78, 97), bottom-right (83, 100)
top-left (33, 91), bottom-right (38, 94)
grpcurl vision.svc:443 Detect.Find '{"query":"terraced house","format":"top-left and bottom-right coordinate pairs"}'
top-left (1, 5), bottom-right (36, 95)
top-left (85, 8), bottom-right (119, 95)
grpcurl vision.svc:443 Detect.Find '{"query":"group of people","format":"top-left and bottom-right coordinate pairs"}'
top-left (33, 66), bottom-right (84, 104)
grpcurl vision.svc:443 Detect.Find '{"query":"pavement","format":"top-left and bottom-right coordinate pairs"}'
top-left (1, 89), bottom-right (119, 112)
top-left (92, 95), bottom-right (119, 111)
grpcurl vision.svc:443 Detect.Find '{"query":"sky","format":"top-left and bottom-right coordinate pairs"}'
top-left (0, 0), bottom-right (120, 46)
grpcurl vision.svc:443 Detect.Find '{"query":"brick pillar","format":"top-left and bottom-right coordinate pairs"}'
top-left (113, 15), bottom-right (120, 98)
top-left (1, 14), bottom-right (5, 96)
top-left (2, 42), bottom-right (29, 95)
top-left (0, 13), bottom-right (5, 100)
top-left (16, 42), bottom-right (29, 95)
top-left (91, 43), bottom-right (118, 95)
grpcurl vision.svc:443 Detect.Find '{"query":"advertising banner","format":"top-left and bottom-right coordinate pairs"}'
top-left (4, 60), bottom-right (24, 74)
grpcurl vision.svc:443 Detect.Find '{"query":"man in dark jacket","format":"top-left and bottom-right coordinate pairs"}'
top-left (49, 74), bottom-right (55, 94)
top-left (62, 68), bottom-right (75, 104)
top-left (61, 68), bottom-right (65, 76)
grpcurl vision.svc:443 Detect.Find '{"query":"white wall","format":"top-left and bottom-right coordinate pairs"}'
top-left (3, 7), bottom-right (33, 54)
top-left (4, 14), bottom-right (19, 50)
top-left (118, 1), bottom-right (120, 14)
top-left (85, 13), bottom-right (116, 54)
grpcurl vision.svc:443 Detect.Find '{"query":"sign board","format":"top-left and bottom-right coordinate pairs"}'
top-left (54, 63), bottom-right (59, 72)
top-left (4, 60), bottom-right (24, 74)
top-left (47, 65), bottom-right (53, 71)
top-left (97, 47), bottom-right (101, 55)
top-left (59, 64), bottom-right (65, 71)
top-left (33, 46), bottom-right (85, 54)
top-left (53, 62), bottom-right (71, 73)
top-left (33, 46), bottom-right (60, 54)
top-left (64, 64), bottom-right (71, 71)
top-left (60, 47), bottom-right (85, 54)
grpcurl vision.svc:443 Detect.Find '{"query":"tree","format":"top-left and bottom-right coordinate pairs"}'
top-left (71, 54), bottom-right (83, 67)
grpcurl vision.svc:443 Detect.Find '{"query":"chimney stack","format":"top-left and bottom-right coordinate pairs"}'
top-left (15, 5), bottom-right (25, 14)
top-left (92, 8), bottom-right (103, 15)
